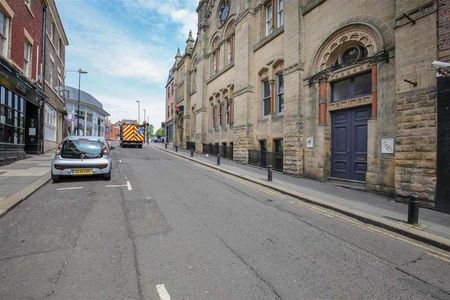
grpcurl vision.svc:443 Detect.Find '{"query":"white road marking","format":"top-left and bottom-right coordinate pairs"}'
top-left (156, 284), bottom-right (170, 300)
top-left (105, 184), bottom-right (127, 188)
top-left (56, 187), bottom-right (83, 191)
top-left (119, 160), bottom-right (122, 163)
top-left (126, 181), bottom-right (132, 191)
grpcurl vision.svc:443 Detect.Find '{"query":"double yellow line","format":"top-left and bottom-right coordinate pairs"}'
top-left (220, 171), bottom-right (450, 262)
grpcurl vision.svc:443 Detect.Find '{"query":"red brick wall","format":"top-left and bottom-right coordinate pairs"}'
top-left (7, 0), bottom-right (44, 81)
top-left (438, 0), bottom-right (450, 61)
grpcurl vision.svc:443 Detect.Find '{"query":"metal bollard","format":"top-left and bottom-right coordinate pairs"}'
top-left (268, 165), bottom-right (273, 181)
top-left (217, 153), bottom-right (221, 165)
top-left (165, 143), bottom-right (167, 149)
top-left (190, 148), bottom-right (194, 157)
top-left (408, 195), bottom-right (420, 224)
top-left (175, 145), bottom-right (178, 152)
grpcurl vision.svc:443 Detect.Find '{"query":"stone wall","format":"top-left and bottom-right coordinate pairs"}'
top-left (438, 0), bottom-right (450, 61)
top-left (395, 87), bottom-right (437, 205)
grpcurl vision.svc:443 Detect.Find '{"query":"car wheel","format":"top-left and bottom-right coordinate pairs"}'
top-left (52, 174), bottom-right (60, 183)
top-left (104, 172), bottom-right (111, 181)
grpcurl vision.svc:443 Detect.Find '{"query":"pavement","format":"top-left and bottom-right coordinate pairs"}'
top-left (0, 152), bottom-right (53, 217)
top-left (152, 143), bottom-right (450, 250)
top-left (1, 145), bottom-right (449, 299)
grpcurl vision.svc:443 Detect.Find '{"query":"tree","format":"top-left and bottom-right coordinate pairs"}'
top-left (155, 128), bottom-right (165, 138)
top-left (147, 124), bottom-right (154, 137)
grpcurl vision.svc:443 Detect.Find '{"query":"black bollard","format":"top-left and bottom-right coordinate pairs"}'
top-left (165, 143), bottom-right (167, 149)
top-left (175, 145), bottom-right (178, 152)
top-left (408, 195), bottom-right (419, 224)
top-left (268, 165), bottom-right (273, 181)
top-left (190, 148), bottom-right (194, 157)
top-left (217, 153), bottom-right (221, 165)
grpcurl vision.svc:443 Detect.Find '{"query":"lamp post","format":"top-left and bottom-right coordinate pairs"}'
top-left (76, 68), bottom-right (87, 135)
top-left (143, 108), bottom-right (146, 143)
top-left (136, 100), bottom-right (140, 124)
top-left (143, 108), bottom-right (146, 126)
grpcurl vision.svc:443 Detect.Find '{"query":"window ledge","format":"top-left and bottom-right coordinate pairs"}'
top-left (257, 116), bottom-right (270, 123)
top-left (253, 26), bottom-right (284, 52)
top-left (207, 63), bottom-right (234, 84)
top-left (272, 113), bottom-right (284, 121)
top-left (25, 4), bottom-right (35, 18)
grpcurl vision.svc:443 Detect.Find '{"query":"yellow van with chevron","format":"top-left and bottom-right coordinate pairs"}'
top-left (120, 120), bottom-right (144, 148)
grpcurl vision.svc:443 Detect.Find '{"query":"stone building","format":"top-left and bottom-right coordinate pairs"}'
top-left (165, 66), bottom-right (175, 143)
top-left (167, 0), bottom-right (442, 208)
top-left (64, 86), bottom-right (109, 137)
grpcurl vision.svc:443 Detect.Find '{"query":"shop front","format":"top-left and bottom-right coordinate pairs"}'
top-left (0, 59), bottom-right (45, 165)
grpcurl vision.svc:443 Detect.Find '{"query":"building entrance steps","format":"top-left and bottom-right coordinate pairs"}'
top-left (0, 152), bottom-right (53, 217)
top-left (150, 143), bottom-right (450, 251)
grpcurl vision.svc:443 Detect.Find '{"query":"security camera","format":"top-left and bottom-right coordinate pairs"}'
top-left (432, 60), bottom-right (450, 69)
top-left (432, 60), bottom-right (450, 77)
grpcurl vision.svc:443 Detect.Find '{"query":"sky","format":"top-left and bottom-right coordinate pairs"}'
top-left (56, 0), bottom-right (199, 129)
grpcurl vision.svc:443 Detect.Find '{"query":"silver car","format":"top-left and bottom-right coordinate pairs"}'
top-left (51, 136), bottom-right (113, 183)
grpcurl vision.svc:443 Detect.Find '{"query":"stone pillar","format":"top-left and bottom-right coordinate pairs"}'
top-left (371, 64), bottom-right (378, 119)
top-left (319, 79), bottom-right (328, 125)
top-left (270, 79), bottom-right (275, 113)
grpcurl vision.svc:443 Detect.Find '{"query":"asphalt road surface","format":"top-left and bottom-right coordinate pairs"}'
top-left (1, 145), bottom-right (450, 299)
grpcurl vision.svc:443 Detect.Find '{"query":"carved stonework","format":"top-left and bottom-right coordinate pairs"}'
top-left (317, 25), bottom-right (382, 70)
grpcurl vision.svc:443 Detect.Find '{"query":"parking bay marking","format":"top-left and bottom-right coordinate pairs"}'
top-left (126, 180), bottom-right (132, 191)
top-left (105, 184), bottom-right (127, 188)
top-left (156, 284), bottom-right (170, 300)
top-left (56, 187), bottom-right (83, 191)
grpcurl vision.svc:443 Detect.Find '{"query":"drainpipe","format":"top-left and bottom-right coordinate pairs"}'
top-left (39, 4), bottom-right (48, 154)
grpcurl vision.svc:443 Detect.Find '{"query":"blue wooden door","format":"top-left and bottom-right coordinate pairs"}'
top-left (331, 107), bottom-right (371, 181)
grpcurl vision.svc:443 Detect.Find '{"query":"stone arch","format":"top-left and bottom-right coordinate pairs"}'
top-left (308, 17), bottom-right (392, 76)
top-left (224, 18), bottom-right (235, 37)
top-left (210, 33), bottom-right (221, 52)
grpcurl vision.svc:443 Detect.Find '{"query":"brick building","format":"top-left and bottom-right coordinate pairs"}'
top-left (42, 0), bottom-right (69, 152)
top-left (0, 0), bottom-right (46, 163)
top-left (0, 0), bottom-right (68, 164)
top-left (166, 0), bottom-right (444, 208)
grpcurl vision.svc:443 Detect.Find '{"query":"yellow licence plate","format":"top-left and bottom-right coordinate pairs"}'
top-left (74, 168), bottom-right (93, 175)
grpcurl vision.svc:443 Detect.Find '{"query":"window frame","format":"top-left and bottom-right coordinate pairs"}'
top-left (0, 86), bottom-right (25, 144)
top-left (276, 73), bottom-right (284, 113)
top-left (0, 10), bottom-right (9, 58)
top-left (23, 41), bottom-right (32, 78)
top-left (277, 0), bottom-right (284, 27)
top-left (331, 71), bottom-right (372, 102)
top-left (265, 2), bottom-right (273, 36)
top-left (262, 80), bottom-right (271, 116)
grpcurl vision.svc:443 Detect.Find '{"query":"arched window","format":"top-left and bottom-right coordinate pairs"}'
top-left (211, 36), bottom-right (220, 74)
top-left (225, 21), bottom-right (235, 65)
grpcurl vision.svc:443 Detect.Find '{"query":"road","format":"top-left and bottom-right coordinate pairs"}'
top-left (1, 145), bottom-right (450, 299)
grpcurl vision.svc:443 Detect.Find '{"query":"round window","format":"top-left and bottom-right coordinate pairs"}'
top-left (341, 47), bottom-right (360, 64)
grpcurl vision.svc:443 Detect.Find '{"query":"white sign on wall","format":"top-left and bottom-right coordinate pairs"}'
top-left (306, 137), bottom-right (314, 148)
top-left (381, 138), bottom-right (394, 154)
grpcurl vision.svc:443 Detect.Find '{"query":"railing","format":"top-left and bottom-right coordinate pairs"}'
top-left (186, 142), bottom-right (195, 151)
top-left (248, 150), bottom-right (283, 171)
top-left (202, 143), bottom-right (233, 160)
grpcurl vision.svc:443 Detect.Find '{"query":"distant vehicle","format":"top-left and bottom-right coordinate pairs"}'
top-left (120, 121), bottom-right (144, 148)
top-left (51, 136), bottom-right (112, 183)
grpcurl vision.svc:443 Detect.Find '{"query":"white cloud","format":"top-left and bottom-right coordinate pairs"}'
top-left (128, 0), bottom-right (198, 38)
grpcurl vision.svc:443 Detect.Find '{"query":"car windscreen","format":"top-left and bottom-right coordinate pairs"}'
top-left (61, 139), bottom-right (104, 159)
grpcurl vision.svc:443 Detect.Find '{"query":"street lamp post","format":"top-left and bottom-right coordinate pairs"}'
top-left (143, 108), bottom-right (146, 143)
top-left (76, 68), bottom-right (88, 135)
top-left (136, 100), bottom-right (140, 124)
